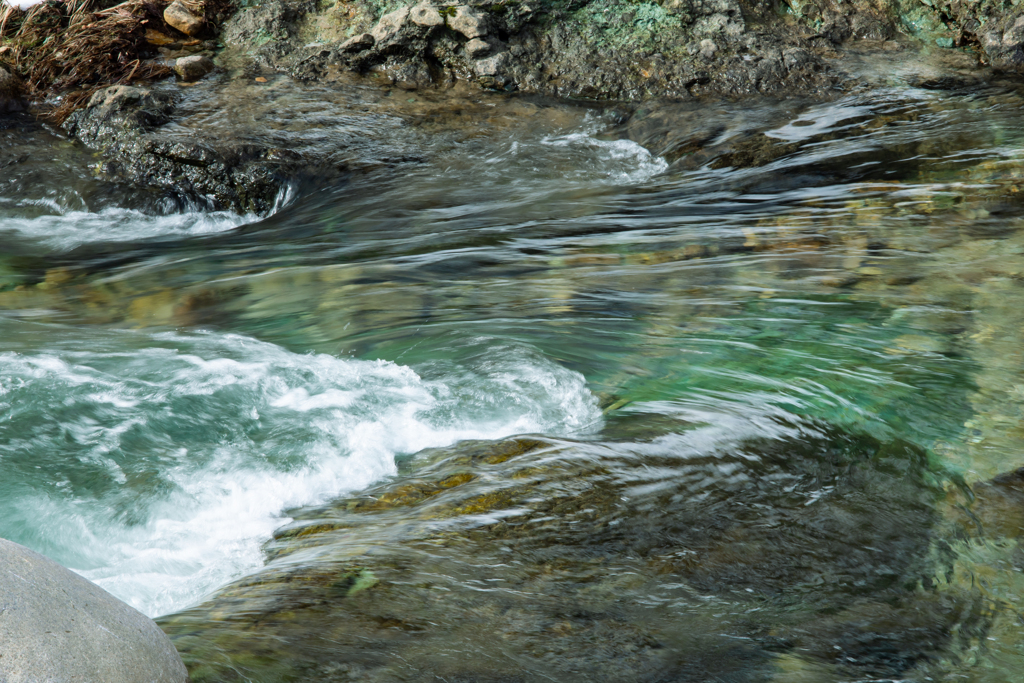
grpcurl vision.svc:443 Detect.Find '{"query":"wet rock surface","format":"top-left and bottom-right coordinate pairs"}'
top-left (159, 427), bottom-right (989, 682)
top-left (0, 538), bottom-right (188, 683)
top-left (62, 83), bottom-right (325, 213)
top-left (227, 0), bottom-right (852, 99)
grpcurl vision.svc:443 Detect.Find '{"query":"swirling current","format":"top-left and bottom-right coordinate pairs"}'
top-left (4, 70), bottom-right (1024, 681)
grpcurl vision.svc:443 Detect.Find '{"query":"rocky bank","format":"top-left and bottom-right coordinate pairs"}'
top-left (222, 0), bottom-right (1024, 99)
top-left (23, 0), bottom-right (1024, 213)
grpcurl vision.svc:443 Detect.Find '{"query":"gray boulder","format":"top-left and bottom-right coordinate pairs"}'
top-left (983, 14), bottom-right (1024, 70)
top-left (410, 2), bottom-right (443, 27)
top-left (0, 537), bottom-right (188, 683)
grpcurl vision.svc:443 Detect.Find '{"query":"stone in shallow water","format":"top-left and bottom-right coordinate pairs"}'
top-left (162, 427), bottom-right (988, 682)
top-left (0, 537), bottom-right (187, 683)
top-left (173, 55), bottom-right (215, 82)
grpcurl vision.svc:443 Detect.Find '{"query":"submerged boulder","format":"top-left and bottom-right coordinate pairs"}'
top-left (0, 537), bottom-right (187, 683)
top-left (161, 426), bottom-right (989, 682)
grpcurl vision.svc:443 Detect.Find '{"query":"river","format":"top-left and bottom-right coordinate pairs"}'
top-left (2, 68), bottom-right (1024, 681)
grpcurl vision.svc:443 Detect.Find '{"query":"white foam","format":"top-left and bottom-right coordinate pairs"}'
top-left (764, 103), bottom-right (873, 143)
top-left (0, 207), bottom-right (256, 250)
top-left (0, 184), bottom-right (295, 251)
top-left (0, 330), bottom-right (601, 617)
top-left (541, 131), bottom-right (669, 184)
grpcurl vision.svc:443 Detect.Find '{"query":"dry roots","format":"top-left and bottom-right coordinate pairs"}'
top-left (0, 0), bottom-right (176, 120)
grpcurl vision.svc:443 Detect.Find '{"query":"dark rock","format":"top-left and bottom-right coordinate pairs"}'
top-left (63, 85), bottom-right (314, 213)
top-left (221, 0), bottom-right (305, 59)
top-left (379, 57), bottom-right (434, 89)
top-left (0, 66), bottom-right (26, 114)
top-left (164, 0), bottom-right (204, 37)
top-left (172, 54), bottom-right (215, 81)
top-left (0, 537), bottom-right (187, 683)
top-left (983, 14), bottom-right (1024, 70)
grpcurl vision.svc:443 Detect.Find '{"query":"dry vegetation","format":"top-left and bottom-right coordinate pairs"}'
top-left (0, 0), bottom-right (223, 120)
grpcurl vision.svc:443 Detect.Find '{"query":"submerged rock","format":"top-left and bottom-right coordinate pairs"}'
top-left (161, 425), bottom-right (989, 682)
top-left (0, 538), bottom-right (187, 683)
top-left (173, 54), bottom-right (215, 81)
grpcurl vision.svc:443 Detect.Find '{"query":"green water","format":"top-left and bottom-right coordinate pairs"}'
top-left (4, 72), bottom-right (1024, 681)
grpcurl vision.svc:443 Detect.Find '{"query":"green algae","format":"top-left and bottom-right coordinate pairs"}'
top-left (564, 0), bottom-right (685, 52)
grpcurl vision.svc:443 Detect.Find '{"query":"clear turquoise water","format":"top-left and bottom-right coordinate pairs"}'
top-left (3, 73), bottom-right (1024, 680)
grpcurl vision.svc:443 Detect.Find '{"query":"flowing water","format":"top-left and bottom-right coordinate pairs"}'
top-left (4, 65), bottom-right (1024, 681)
